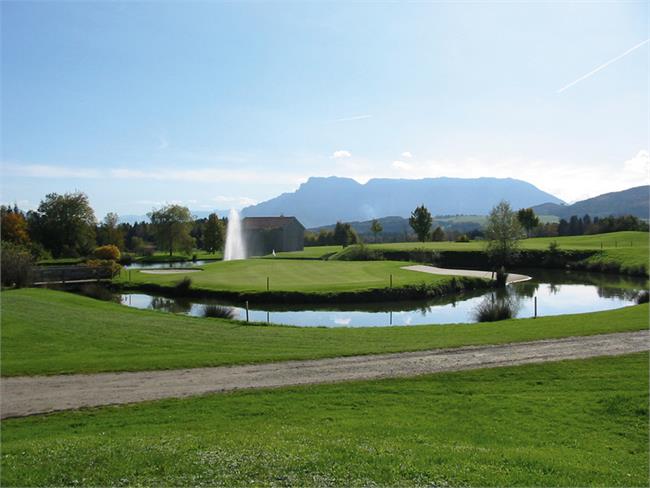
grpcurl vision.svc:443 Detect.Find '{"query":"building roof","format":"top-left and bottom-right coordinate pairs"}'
top-left (242, 216), bottom-right (305, 230)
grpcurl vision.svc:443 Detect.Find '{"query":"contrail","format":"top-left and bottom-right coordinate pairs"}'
top-left (557, 38), bottom-right (649, 93)
top-left (333, 114), bottom-right (372, 122)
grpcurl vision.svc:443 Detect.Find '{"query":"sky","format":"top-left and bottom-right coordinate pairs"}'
top-left (1, 1), bottom-right (648, 219)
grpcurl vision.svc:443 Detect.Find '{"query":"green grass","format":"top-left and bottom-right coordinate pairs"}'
top-left (295, 231), bottom-right (648, 272)
top-left (272, 245), bottom-right (341, 259)
top-left (370, 230), bottom-right (648, 252)
top-left (2, 288), bottom-right (647, 376)
top-left (119, 259), bottom-right (456, 293)
top-left (2, 354), bottom-right (647, 486)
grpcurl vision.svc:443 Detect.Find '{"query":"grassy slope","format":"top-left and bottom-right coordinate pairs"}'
top-left (295, 231), bottom-right (648, 270)
top-left (2, 288), bottom-right (647, 376)
top-left (119, 259), bottom-right (456, 293)
top-left (2, 354), bottom-right (647, 487)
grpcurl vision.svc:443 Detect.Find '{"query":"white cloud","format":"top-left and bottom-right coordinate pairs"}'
top-left (333, 114), bottom-right (372, 123)
top-left (392, 160), bottom-right (413, 171)
top-left (109, 167), bottom-right (305, 185)
top-left (623, 150), bottom-right (650, 177)
top-left (401, 151), bottom-right (413, 159)
top-left (331, 150), bottom-right (352, 159)
top-left (2, 163), bottom-right (101, 179)
top-left (387, 151), bottom-right (650, 202)
top-left (212, 195), bottom-right (258, 208)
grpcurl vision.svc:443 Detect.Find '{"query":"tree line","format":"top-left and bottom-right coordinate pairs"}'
top-left (304, 205), bottom-right (647, 247)
top-left (1, 191), bottom-right (227, 260)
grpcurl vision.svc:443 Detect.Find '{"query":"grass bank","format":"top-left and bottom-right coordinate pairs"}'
top-left (296, 231), bottom-right (648, 275)
top-left (2, 288), bottom-right (647, 376)
top-left (1, 353), bottom-right (647, 486)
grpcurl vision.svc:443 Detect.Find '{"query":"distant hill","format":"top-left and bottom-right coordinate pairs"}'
top-left (532, 186), bottom-right (649, 219)
top-left (242, 176), bottom-right (563, 228)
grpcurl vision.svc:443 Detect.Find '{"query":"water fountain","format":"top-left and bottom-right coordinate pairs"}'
top-left (224, 208), bottom-right (247, 260)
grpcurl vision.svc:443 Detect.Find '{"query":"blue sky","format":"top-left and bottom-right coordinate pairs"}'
top-left (1, 1), bottom-right (648, 218)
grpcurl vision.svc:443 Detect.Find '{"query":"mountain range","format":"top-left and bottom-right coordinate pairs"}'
top-left (118, 180), bottom-right (647, 227)
top-left (531, 186), bottom-right (649, 219)
top-left (241, 176), bottom-right (564, 228)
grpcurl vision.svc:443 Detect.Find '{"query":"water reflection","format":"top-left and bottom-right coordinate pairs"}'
top-left (111, 269), bottom-right (646, 328)
top-left (123, 260), bottom-right (213, 270)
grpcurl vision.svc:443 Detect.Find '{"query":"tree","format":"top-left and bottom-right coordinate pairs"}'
top-left (370, 219), bottom-right (383, 243)
top-left (28, 192), bottom-right (96, 257)
top-left (517, 208), bottom-right (540, 238)
top-left (97, 212), bottom-right (125, 249)
top-left (203, 213), bottom-right (225, 253)
top-left (409, 205), bottom-right (432, 242)
top-left (148, 205), bottom-right (195, 256)
top-left (333, 222), bottom-right (359, 247)
top-left (484, 201), bottom-right (523, 268)
top-left (1, 241), bottom-right (34, 288)
top-left (431, 226), bottom-right (445, 241)
top-left (1, 207), bottom-right (30, 245)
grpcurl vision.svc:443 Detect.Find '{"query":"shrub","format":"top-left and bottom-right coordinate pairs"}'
top-left (474, 295), bottom-right (519, 322)
top-left (94, 244), bottom-right (121, 261)
top-left (86, 259), bottom-right (122, 277)
top-left (174, 277), bottom-right (192, 295)
top-left (1, 241), bottom-right (34, 288)
top-left (548, 240), bottom-right (560, 253)
top-left (203, 304), bottom-right (236, 319)
top-left (456, 234), bottom-right (470, 243)
top-left (329, 244), bottom-right (383, 261)
top-left (119, 254), bottom-right (134, 265)
top-left (636, 290), bottom-right (649, 304)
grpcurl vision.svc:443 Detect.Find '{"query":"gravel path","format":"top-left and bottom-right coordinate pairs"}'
top-left (2, 331), bottom-right (647, 419)
top-left (402, 264), bottom-right (531, 283)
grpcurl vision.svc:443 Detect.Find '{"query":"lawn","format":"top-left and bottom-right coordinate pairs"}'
top-left (1, 353), bottom-right (647, 486)
top-left (2, 288), bottom-right (647, 376)
top-left (119, 259), bottom-right (460, 293)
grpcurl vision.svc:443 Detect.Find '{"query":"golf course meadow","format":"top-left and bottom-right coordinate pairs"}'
top-left (2, 227), bottom-right (649, 486)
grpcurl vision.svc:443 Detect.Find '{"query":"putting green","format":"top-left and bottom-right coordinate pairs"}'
top-left (121, 259), bottom-right (465, 293)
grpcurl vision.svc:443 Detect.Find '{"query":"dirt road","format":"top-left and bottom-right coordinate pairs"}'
top-left (2, 330), bottom-right (647, 419)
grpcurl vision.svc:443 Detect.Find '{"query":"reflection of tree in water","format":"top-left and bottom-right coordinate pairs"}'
top-left (547, 283), bottom-right (561, 295)
top-left (512, 282), bottom-right (539, 299)
top-left (418, 305), bottom-right (432, 316)
top-left (149, 296), bottom-right (192, 314)
top-left (596, 287), bottom-right (639, 301)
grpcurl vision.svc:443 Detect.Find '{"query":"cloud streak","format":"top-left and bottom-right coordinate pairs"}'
top-left (333, 114), bottom-right (372, 122)
top-left (557, 38), bottom-right (649, 93)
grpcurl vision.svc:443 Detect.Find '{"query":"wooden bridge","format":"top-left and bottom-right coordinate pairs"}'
top-left (32, 265), bottom-right (115, 285)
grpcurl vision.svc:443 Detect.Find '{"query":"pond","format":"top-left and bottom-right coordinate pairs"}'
top-left (123, 260), bottom-right (214, 269)
top-left (111, 269), bottom-right (648, 327)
